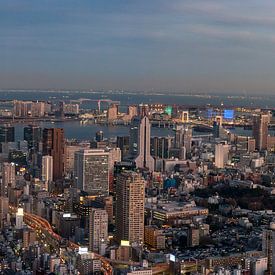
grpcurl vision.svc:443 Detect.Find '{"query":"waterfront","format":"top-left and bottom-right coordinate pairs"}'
top-left (1, 90), bottom-right (275, 109)
top-left (13, 120), bottom-right (275, 141)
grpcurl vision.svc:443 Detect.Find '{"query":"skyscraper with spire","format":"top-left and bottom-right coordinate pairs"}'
top-left (129, 115), bottom-right (154, 172)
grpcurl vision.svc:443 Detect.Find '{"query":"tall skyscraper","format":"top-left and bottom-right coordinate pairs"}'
top-left (16, 208), bottom-right (24, 229)
top-left (252, 114), bottom-right (269, 150)
top-left (262, 223), bottom-right (275, 275)
top-left (0, 125), bottom-right (15, 143)
top-left (116, 171), bottom-right (145, 245)
top-left (1, 162), bottom-right (16, 197)
top-left (117, 136), bottom-right (130, 160)
top-left (107, 104), bottom-right (118, 121)
top-left (215, 143), bottom-right (230, 169)
top-left (129, 116), bottom-right (154, 171)
top-left (23, 125), bottom-right (42, 150)
top-left (42, 128), bottom-right (64, 181)
top-left (89, 208), bottom-right (108, 254)
top-left (74, 149), bottom-right (109, 195)
top-left (150, 136), bottom-right (173, 159)
top-left (42, 155), bottom-right (53, 184)
top-left (0, 196), bottom-right (9, 229)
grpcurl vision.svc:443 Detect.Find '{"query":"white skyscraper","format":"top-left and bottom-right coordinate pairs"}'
top-left (74, 149), bottom-right (109, 195)
top-left (16, 208), bottom-right (24, 229)
top-left (215, 143), bottom-right (230, 169)
top-left (89, 208), bottom-right (108, 254)
top-left (130, 116), bottom-right (154, 171)
top-left (42, 155), bottom-right (53, 183)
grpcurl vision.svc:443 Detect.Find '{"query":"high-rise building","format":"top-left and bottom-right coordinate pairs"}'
top-left (150, 136), bottom-right (173, 159)
top-left (0, 125), bottom-right (15, 143)
top-left (252, 114), bottom-right (269, 150)
top-left (129, 116), bottom-right (154, 171)
top-left (23, 125), bottom-right (42, 150)
top-left (0, 196), bottom-right (9, 229)
top-left (42, 128), bottom-right (65, 181)
top-left (107, 104), bottom-right (118, 121)
top-left (74, 149), bottom-right (109, 195)
top-left (95, 131), bottom-right (104, 142)
top-left (262, 223), bottom-right (275, 275)
top-left (116, 171), bottom-right (145, 245)
top-left (89, 208), bottom-right (108, 254)
top-left (16, 208), bottom-right (24, 229)
top-left (117, 136), bottom-right (130, 160)
top-left (215, 143), bottom-right (230, 169)
top-left (42, 155), bottom-right (53, 184)
top-left (1, 162), bottom-right (16, 197)
top-left (64, 143), bottom-right (90, 176)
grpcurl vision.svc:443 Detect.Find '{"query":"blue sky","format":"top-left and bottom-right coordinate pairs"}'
top-left (1, 0), bottom-right (275, 94)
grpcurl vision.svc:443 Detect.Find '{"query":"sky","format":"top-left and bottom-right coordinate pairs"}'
top-left (1, 0), bottom-right (275, 94)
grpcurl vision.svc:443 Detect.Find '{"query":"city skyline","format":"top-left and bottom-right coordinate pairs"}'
top-left (2, 0), bottom-right (275, 94)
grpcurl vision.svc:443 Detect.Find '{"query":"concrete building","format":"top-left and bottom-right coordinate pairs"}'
top-left (41, 155), bottom-right (53, 184)
top-left (16, 208), bottom-right (24, 229)
top-left (262, 222), bottom-right (275, 275)
top-left (116, 171), bottom-right (145, 245)
top-left (89, 208), bottom-right (108, 254)
top-left (0, 196), bottom-right (9, 229)
top-left (74, 149), bottom-right (109, 195)
top-left (1, 162), bottom-right (16, 197)
top-left (215, 143), bottom-right (230, 169)
top-left (130, 116), bottom-right (154, 171)
top-left (252, 114), bottom-right (269, 150)
top-left (42, 128), bottom-right (65, 181)
top-left (107, 104), bottom-right (118, 121)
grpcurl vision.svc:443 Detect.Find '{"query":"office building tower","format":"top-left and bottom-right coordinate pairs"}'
top-left (117, 136), bottom-right (130, 160)
top-left (42, 128), bottom-right (65, 181)
top-left (252, 114), bottom-right (269, 150)
top-left (116, 171), bottom-right (145, 245)
top-left (213, 121), bottom-right (220, 138)
top-left (76, 250), bottom-right (101, 275)
top-left (0, 196), bottom-right (9, 229)
top-left (31, 101), bottom-right (46, 117)
top-left (128, 105), bottom-right (138, 119)
top-left (174, 125), bottom-right (192, 152)
top-left (0, 125), bottom-right (15, 143)
top-left (150, 136), bottom-right (173, 159)
top-left (95, 131), bottom-right (104, 142)
top-left (247, 138), bottom-right (256, 152)
top-left (23, 125), bottom-right (42, 150)
top-left (13, 100), bottom-right (31, 117)
top-left (130, 116), bottom-right (154, 171)
top-left (16, 208), bottom-right (24, 229)
top-left (1, 162), bottom-right (16, 197)
top-left (215, 143), bottom-right (230, 169)
top-left (89, 208), bottom-right (108, 254)
top-left (74, 149), bottom-right (109, 195)
top-left (42, 155), bottom-right (53, 184)
top-left (64, 143), bottom-right (90, 176)
top-left (262, 223), bottom-right (275, 275)
top-left (107, 104), bottom-right (118, 121)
